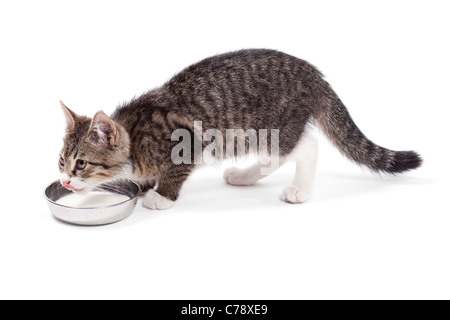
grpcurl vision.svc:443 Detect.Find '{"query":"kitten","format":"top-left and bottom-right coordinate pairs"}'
top-left (59, 49), bottom-right (422, 209)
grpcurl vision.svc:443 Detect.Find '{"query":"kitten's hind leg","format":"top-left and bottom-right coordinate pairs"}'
top-left (224, 159), bottom-right (287, 186)
top-left (281, 132), bottom-right (318, 204)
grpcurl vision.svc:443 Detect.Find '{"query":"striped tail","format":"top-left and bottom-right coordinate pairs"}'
top-left (314, 85), bottom-right (422, 174)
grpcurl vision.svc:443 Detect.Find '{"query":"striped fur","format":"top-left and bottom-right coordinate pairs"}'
top-left (59, 49), bottom-right (422, 203)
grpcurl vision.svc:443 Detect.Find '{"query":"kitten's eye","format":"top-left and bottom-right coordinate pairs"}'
top-left (59, 157), bottom-right (64, 167)
top-left (76, 159), bottom-right (87, 170)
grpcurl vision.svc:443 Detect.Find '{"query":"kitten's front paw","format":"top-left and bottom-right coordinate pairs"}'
top-left (281, 185), bottom-right (311, 204)
top-left (143, 190), bottom-right (175, 210)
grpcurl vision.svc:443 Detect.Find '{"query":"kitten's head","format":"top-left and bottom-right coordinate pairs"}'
top-left (59, 101), bottom-right (130, 193)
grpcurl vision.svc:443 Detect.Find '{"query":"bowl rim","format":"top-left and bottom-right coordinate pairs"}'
top-left (44, 180), bottom-right (141, 210)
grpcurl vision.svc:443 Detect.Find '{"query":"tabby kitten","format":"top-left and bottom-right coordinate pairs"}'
top-left (59, 49), bottom-right (421, 209)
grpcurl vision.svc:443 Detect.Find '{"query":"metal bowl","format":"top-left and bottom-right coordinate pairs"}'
top-left (44, 180), bottom-right (140, 226)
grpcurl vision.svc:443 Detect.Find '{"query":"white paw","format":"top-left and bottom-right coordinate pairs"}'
top-left (143, 190), bottom-right (175, 210)
top-left (281, 185), bottom-right (312, 204)
top-left (223, 167), bottom-right (254, 186)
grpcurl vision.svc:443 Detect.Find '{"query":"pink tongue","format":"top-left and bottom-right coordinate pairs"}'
top-left (63, 182), bottom-right (74, 190)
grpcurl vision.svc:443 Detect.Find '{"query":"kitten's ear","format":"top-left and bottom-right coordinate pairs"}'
top-left (60, 101), bottom-right (79, 131)
top-left (88, 111), bottom-right (118, 147)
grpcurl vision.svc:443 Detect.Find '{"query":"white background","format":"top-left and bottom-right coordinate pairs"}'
top-left (0, 0), bottom-right (449, 300)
